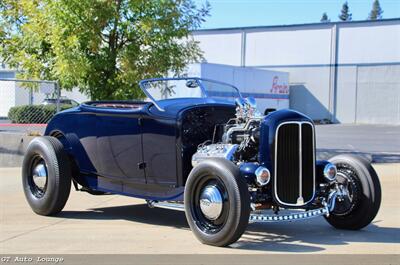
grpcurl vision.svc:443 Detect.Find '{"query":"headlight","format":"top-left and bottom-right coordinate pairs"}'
top-left (323, 163), bottom-right (337, 181)
top-left (255, 166), bottom-right (270, 186)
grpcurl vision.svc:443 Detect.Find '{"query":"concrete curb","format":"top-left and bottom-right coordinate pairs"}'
top-left (0, 133), bottom-right (36, 167)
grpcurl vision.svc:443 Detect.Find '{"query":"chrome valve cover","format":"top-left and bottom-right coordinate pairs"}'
top-left (191, 144), bottom-right (238, 167)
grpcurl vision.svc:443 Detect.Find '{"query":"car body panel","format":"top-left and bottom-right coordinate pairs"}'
top-left (45, 88), bottom-right (237, 200)
top-left (44, 78), bottom-right (323, 203)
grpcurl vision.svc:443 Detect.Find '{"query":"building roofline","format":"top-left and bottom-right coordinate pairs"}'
top-left (193, 17), bottom-right (400, 33)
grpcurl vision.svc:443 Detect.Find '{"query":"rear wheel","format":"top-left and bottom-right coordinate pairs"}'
top-left (22, 136), bottom-right (72, 216)
top-left (325, 155), bottom-right (381, 230)
top-left (184, 158), bottom-right (250, 247)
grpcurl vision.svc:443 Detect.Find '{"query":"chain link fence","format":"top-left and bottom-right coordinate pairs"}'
top-left (0, 76), bottom-right (61, 135)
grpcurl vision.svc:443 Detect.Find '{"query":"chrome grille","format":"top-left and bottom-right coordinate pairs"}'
top-left (274, 122), bottom-right (315, 206)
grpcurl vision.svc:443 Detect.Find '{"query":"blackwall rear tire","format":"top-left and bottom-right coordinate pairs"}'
top-left (184, 158), bottom-right (250, 247)
top-left (325, 154), bottom-right (381, 230)
top-left (22, 136), bottom-right (72, 216)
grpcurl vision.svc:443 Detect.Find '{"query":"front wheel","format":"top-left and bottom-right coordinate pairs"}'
top-left (184, 158), bottom-right (250, 247)
top-left (325, 154), bottom-right (381, 230)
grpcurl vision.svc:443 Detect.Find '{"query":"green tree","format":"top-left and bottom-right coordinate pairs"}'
top-left (368, 0), bottom-right (383, 20)
top-left (320, 12), bottom-right (330, 22)
top-left (0, 0), bottom-right (210, 100)
top-left (338, 1), bottom-right (352, 21)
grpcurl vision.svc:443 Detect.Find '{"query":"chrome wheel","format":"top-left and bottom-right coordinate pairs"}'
top-left (331, 167), bottom-right (360, 216)
top-left (191, 175), bottom-right (230, 234)
top-left (184, 158), bottom-right (251, 246)
top-left (29, 157), bottom-right (48, 198)
top-left (199, 185), bottom-right (223, 220)
top-left (325, 155), bottom-right (381, 230)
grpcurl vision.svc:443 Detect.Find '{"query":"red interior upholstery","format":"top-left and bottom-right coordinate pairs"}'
top-left (94, 103), bottom-right (145, 109)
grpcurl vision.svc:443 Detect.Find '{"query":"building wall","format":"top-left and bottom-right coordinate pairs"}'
top-left (274, 66), bottom-right (332, 121)
top-left (335, 22), bottom-right (400, 124)
top-left (355, 65), bottom-right (400, 124)
top-left (193, 19), bottom-right (400, 124)
top-left (0, 71), bottom-right (16, 117)
top-left (194, 32), bottom-right (242, 66)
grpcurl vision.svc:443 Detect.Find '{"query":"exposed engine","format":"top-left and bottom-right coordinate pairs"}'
top-left (191, 97), bottom-right (271, 207)
top-left (188, 94), bottom-right (343, 215)
top-left (192, 97), bottom-right (263, 167)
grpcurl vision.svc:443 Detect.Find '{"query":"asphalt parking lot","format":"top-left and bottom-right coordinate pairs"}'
top-left (316, 124), bottom-right (400, 163)
top-left (0, 164), bottom-right (399, 254)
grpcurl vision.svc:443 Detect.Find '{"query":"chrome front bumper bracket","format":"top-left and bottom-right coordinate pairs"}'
top-left (249, 207), bottom-right (329, 223)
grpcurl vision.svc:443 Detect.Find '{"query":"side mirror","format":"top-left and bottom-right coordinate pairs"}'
top-left (186, 80), bottom-right (198, 88)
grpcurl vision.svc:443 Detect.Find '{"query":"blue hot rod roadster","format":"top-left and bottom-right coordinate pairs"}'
top-left (22, 77), bottom-right (381, 246)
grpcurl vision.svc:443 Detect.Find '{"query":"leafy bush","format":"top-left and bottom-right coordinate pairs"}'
top-left (8, 104), bottom-right (73, 124)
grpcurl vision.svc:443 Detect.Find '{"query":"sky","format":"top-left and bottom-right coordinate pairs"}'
top-left (194, 0), bottom-right (400, 29)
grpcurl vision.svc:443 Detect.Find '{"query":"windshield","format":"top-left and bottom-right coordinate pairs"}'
top-left (139, 78), bottom-right (241, 110)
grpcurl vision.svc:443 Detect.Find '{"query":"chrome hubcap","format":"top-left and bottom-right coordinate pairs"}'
top-left (32, 162), bottom-right (47, 190)
top-left (199, 185), bottom-right (223, 220)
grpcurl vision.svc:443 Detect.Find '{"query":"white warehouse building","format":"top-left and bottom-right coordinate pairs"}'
top-left (1, 19), bottom-right (399, 124)
top-left (193, 18), bottom-right (400, 124)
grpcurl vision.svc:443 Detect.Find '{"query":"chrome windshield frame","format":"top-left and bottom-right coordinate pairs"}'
top-left (139, 77), bottom-right (242, 111)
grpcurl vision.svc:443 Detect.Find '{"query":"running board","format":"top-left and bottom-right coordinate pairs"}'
top-left (147, 200), bottom-right (185, 211)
